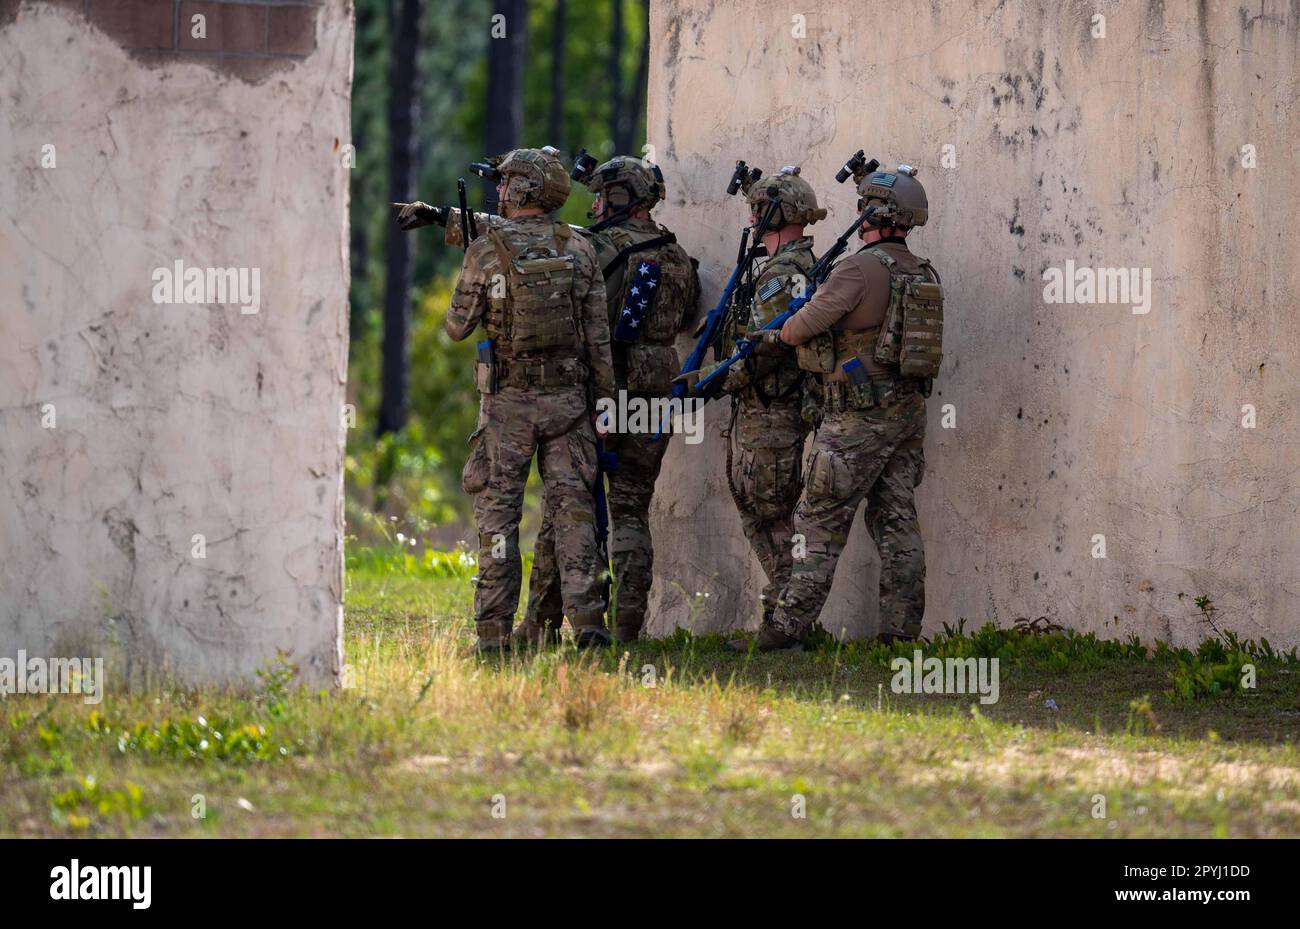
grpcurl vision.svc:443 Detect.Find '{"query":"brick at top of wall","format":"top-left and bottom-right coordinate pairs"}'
top-left (75, 1), bottom-right (319, 61)
top-left (267, 3), bottom-right (316, 56)
top-left (179, 2), bottom-right (268, 55)
top-left (88, 0), bottom-right (174, 50)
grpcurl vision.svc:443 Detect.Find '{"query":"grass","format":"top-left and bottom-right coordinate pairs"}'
top-left (2, 554), bottom-right (1298, 837)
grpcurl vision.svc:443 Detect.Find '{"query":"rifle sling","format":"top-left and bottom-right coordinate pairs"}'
top-left (602, 233), bottom-right (678, 279)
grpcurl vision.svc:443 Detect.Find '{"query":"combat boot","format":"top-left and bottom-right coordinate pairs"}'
top-left (511, 618), bottom-right (562, 649)
top-left (724, 623), bottom-right (803, 653)
top-left (474, 620), bottom-right (512, 656)
top-left (571, 612), bottom-right (612, 650)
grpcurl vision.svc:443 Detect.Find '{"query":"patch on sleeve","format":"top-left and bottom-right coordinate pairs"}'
top-left (757, 276), bottom-right (784, 303)
top-left (613, 258), bottom-right (661, 342)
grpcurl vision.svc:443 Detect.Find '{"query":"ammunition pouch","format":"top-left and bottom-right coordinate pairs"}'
top-left (822, 375), bottom-right (921, 414)
top-left (476, 362), bottom-right (499, 394)
top-left (822, 380), bottom-right (878, 413)
top-left (795, 323), bottom-right (881, 378)
top-left (795, 330), bottom-right (836, 373)
top-left (495, 357), bottom-right (588, 390)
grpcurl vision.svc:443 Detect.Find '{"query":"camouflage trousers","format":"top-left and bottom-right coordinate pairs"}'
top-left (527, 427), bottom-right (669, 638)
top-left (769, 383), bottom-right (927, 641)
top-left (461, 386), bottom-right (606, 640)
top-left (728, 392), bottom-right (810, 616)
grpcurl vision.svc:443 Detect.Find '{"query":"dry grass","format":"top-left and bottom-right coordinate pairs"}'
top-left (1, 565), bottom-right (1297, 837)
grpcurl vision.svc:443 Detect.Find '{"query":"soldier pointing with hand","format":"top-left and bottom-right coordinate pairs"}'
top-left (398, 148), bottom-right (617, 653)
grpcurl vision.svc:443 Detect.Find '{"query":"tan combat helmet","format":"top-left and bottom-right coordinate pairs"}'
top-left (857, 164), bottom-right (929, 228)
top-left (497, 146), bottom-right (572, 212)
top-left (743, 165), bottom-right (828, 228)
top-left (581, 155), bottom-right (665, 211)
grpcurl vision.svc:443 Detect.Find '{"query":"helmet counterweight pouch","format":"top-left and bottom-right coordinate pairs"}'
top-left (867, 248), bottom-right (944, 380)
top-left (898, 278), bottom-right (943, 378)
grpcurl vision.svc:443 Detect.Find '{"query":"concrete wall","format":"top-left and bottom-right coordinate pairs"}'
top-left (645, 0), bottom-right (1300, 648)
top-left (0, 0), bottom-right (352, 684)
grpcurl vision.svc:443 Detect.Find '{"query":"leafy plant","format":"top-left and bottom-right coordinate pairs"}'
top-left (50, 775), bottom-right (147, 831)
top-left (256, 652), bottom-right (300, 719)
top-left (1125, 695), bottom-right (1160, 736)
top-left (86, 710), bottom-right (291, 764)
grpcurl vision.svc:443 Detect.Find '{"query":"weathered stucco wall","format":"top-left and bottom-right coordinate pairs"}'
top-left (646, 0), bottom-right (1299, 647)
top-left (0, 1), bottom-right (352, 683)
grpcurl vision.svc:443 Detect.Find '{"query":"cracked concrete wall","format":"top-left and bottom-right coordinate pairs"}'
top-left (0, 1), bottom-right (352, 684)
top-left (646, 0), bottom-right (1300, 648)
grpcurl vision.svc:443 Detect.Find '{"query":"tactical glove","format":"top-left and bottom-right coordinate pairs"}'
top-left (391, 201), bottom-right (448, 231)
top-left (744, 326), bottom-right (787, 349)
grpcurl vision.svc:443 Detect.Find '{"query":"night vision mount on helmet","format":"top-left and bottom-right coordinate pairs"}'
top-left (739, 165), bottom-right (828, 229)
top-left (854, 163), bottom-right (928, 228)
top-left (477, 146), bottom-right (572, 213)
top-left (572, 152), bottom-right (666, 211)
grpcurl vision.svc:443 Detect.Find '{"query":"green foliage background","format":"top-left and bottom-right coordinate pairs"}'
top-left (346, 0), bottom-right (649, 544)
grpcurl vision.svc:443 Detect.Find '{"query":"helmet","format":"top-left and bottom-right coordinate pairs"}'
top-left (497, 147), bottom-right (571, 212)
top-left (743, 166), bottom-right (827, 228)
top-left (581, 155), bottom-right (665, 211)
top-left (857, 164), bottom-right (928, 228)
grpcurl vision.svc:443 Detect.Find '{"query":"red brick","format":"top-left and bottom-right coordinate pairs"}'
top-left (267, 4), bottom-right (316, 56)
top-left (89, 0), bottom-right (174, 51)
top-left (178, 2), bottom-right (267, 54)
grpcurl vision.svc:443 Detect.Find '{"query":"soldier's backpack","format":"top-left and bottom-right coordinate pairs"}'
top-left (601, 225), bottom-right (695, 346)
top-left (866, 246), bottom-right (944, 380)
top-left (485, 222), bottom-right (580, 357)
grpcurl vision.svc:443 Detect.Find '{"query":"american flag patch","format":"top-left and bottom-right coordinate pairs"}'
top-left (613, 258), bottom-right (661, 342)
top-left (757, 277), bottom-right (784, 303)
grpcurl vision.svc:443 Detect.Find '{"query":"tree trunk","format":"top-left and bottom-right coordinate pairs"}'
top-left (609, 0), bottom-right (624, 154)
top-left (625, 0), bottom-right (650, 157)
top-left (378, 0), bottom-right (422, 437)
top-left (485, 0), bottom-right (528, 212)
top-left (548, 0), bottom-right (566, 150)
top-left (348, 0), bottom-right (375, 344)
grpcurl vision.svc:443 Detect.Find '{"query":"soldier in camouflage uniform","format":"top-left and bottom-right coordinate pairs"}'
top-left (395, 148), bottom-right (617, 652)
top-left (522, 156), bottom-right (701, 645)
top-left (727, 165), bottom-right (942, 651)
top-left (716, 167), bottom-right (826, 631)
